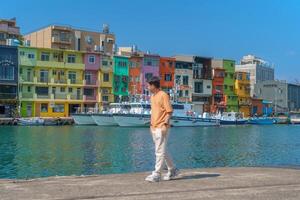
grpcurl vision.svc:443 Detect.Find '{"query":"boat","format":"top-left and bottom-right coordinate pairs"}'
top-left (218, 112), bottom-right (248, 125)
top-left (290, 112), bottom-right (300, 124)
top-left (113, 102), bottom-right (219, 127)
top-left (71, 107), bottom-right (96, 125)
top-left (248, 117), bottom-right (276, 125)
top-left (17, 117), bottom-right (45, 126)
top-left (274, 113), bottom-right (290, 124)
top-left (91, 103), bottom-right (130, 126)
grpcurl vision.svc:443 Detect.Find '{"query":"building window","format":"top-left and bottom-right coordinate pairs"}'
top-left (182, 76), bottom-right (189, 85)
top-left (136, 76), bottom-right (140, 82)
top-left (41, 52), bottom-right (50, 61)
top-left (52, 104), bottom-right (65, 113)
top-left (19, 51), bottom-right (25, 56)
top-left (68, 71), bottom-right (77, 84)
top-left (88, 55), bottom-right (95, 64)
top-left (102, 96), bottom-right (109, 102)
top-left (68, 88), bottom-right (73, 93)
top-left (165, 74), bottom-right (172, 82)
top-left (175, 75), bottom-right (181, 84)
top-left (39, 70), bottom-right (48, 82)
top-left (194, 82), bottom-right (203, 93)
top-left (103, 73), bottom-right (109, 82)
top-left (67, 55), bottom-right (76, 63)
top-left (145, 73), bottom-right (153, 81)
top-left (28, 53), bottom-right (35, 59)
top-left (185, 90), bottom-right (189, 97)
top-left (60, 87), bottom-right (65, 92)
top-left (102, 60), bottom-right (108, 66)
top-left (41, 103), bottom-right (48, 112)
top-left (0, 66), bottom-right (14, 80)
top-left (84, 88), bottom-right (94, 96)
top-left (27, 86), bottom-right (31, 92)
top-left (85, 72), bottom-right (92, 83)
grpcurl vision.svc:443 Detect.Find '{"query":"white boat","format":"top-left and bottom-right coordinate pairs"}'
top-left (92, 103), bottom-right (131, 126)
top-left (18, 117), bottom-right (45, 126)
top-left (113, 102), bottom-right (219, 127)
top-left (216, 112), bottom-right (248, 125)
top-left (290, 112), bottom-right (300, 124)
top-left (72, 107), bottom-right (96, 125)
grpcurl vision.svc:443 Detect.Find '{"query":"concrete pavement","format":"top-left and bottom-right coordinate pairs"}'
top-left (1, 167), bottom-right (300, 200)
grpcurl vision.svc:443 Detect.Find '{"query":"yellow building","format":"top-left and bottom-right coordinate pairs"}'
top-left (235, 71), bottom-right (251, 117)
top-left (19, 46), bottom-right (85, 117)
top-left (99, 54), bottom-right (114, 110)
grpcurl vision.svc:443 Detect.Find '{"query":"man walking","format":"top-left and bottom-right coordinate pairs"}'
top-left (145, 76), bottom-right (179, 182)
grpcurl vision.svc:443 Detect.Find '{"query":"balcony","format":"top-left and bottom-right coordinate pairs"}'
top-left (36, 60), bottom-right (62, 68)
top-left (84, 95), bottom-right (97, 101)
top-left (36, 94), bottom-right (50, 99)
top-left (38, 77), bottom-right (49, 83)
top-left (0, 93), bottom-right (17, 99)
top-left (68, 79), bottom-right (83, 85)
top-left (54, 93), bottom-right (67, 100)
top-left (69, 94), bottom-right (83, 100)
top-left (20, 92), bottom-right (34, 99)
top-left (20, 76), bottom-right (34, 83)
top-left (52, 36), bottom-right (71, 44)
top-left (84, 79), bottom-right (99, 86)
top-left (65, 62), bottom-right (85, 69)
top-left (51, 78), bottom-right (67, 84)
top-left (0, 24), bottom-right (20, 34)
top-left (20, 58), bottom-right (36, 66)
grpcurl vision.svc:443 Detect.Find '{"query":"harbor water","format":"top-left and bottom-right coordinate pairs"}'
top-left (1, 125), bottom-right (300, 179)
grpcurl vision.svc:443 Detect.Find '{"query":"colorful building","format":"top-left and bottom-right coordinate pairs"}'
top-left (99, 54), bottom-right (114, 110)
top-left (83, 52), bottom-right (101, 111)
top-left (129, 54), bottom-right (143, 99)
top-left (24, 24), bottom-right (115, 55)
top-left (18, 46), bottom-right (86, 117)
top-left (211, 67), bottom-right (226, 113)
top-left (0, 45), bottom-right (18, 117)
top-left (113, 56), bottom-right (129, 102)
top-left (141, 54), bottom-right (160, 97)
top-left (223, 59), bottom-right (238, 112)
top-left (159, 57), bottom-right (175, 93)
top-left (235, 71), bottom-right (251, 117)
top-left (0, 18), bottom-right (21, 45)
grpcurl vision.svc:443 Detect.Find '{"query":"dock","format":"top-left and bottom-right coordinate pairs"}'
top-left (1, 167), bottom-right (300, 199)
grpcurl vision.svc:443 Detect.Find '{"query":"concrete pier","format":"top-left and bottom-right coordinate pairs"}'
top-left (1, 167), bottom-right (300, 200)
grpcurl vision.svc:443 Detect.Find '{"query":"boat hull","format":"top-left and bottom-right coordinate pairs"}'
top-left (248, 118), bottom-right (276, 125)
top-left (92, 114), bottom-right (118, 126)
top-left (72, 114), bottom-right (96, 125)
top-left (220, 120), bottom-right (248, 125)
top-left (171, 117), bottom-right (219, 127)
top-left (113, 114), bottom-right (151, 127)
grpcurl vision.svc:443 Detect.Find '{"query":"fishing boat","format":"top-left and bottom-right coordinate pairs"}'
top-left (113, 102), bottom-right (219, 127)
top-left (218, 112), bottom-right (248, 125)
top-left (91, 103), bottom-right (131, 126)
top-left (71, 107), bottom-right (96, 125)
top-left (290, 112), bottom-right (300, 124)
top-left (17, 117), bottom-right (45, 126)
top-left (248, 117), bottom-right (276, 125)
top-left (274, 113), bottom-right (290, 124)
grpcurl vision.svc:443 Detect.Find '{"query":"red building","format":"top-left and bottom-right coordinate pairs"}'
top-left (159, 57), bottom-right (175, 93)
top-left (129, 54), bottom-right (143, 98)
top-left (211, 68), bottom-right (226, 113)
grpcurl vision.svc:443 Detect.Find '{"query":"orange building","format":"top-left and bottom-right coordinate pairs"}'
top-left (129, 54), bottom-right (143, 97)
top-left (211, 68), bottom-right (226, 113)
top-left (159, 57), bottom-right (175, 93)
top-left (251, 98), bottom-right (263, 116)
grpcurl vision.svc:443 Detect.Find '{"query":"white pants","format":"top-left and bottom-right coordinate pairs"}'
top-left (151, 127), bottom-right (175, 175)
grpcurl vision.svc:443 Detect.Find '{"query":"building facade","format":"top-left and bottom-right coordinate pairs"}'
top-left (211, 66), bottom-right (225, 113)
top-left (223, 59), bottom-right (238, 112)
top-left (0, 18), bottom-right (21, 45)
top-left (0, 45), bottom-right (18, 117)
top-left (159, 57), bottom-right (175, 94)
top-left (236, 55), bottom-right (274, 97)
top-left (24, 24), bottom-right (115, 54)
top-left (141, 54), bottom-right (160, 97)
top-left (235, 71), bottom-right (251, 117)
top-left (113, 56), bottom-right (129, 102)
top-left (18, 46), bottom-right (86, 117)
top-left (255, 80), bottom-right (300, 112)
top-left (129, 54), bottom-right (143, 99)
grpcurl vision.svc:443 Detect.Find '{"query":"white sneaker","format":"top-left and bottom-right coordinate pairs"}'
top-left (163, 168), bottom-right (180, 181)
top-left (145, 173), bottom-right (161, 182)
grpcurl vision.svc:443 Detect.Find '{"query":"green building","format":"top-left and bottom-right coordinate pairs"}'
top-left (113, 56), bottom-right (129, 102)
top-left (223, 59), bottom-right (238, 112)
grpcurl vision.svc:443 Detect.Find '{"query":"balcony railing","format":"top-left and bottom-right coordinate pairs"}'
top-left (0, 93), bottom-right (17, 99)
top-left (54, 93), bottom-right (67, 99)
top-left (21, 93), bottom-right (34, 99)
top-left (52, 36), bottom-right (71, 44)
top-left (36, 94), bottom-right (50, 99)
top-left (20, 76), bottom-right (34, 82)
top-left (68, 79), bottom-right (83, 85)
top-left (53, 79), bottom-right (67, 84)
top-left (70, 94), bottom-right (82, 100)
top-left (84, 95), bottom-right (97, 101)
top-left (39, 77), bottom-right (49, 83)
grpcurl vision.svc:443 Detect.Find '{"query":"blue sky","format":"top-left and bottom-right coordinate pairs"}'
top-left (1, 0), bottom-right (300, 81)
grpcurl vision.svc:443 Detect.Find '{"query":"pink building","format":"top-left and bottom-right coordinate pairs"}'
top-left (141, 54), bottom-right (160, 96)
top-left (83, 53), bottom-right (101, 110)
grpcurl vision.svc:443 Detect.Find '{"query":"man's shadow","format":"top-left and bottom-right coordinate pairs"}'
top-left (175, 173), bottom-right (220, 180)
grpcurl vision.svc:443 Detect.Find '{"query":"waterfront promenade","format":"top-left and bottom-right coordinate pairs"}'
top-left (1, 167), bottom-right (300, 200)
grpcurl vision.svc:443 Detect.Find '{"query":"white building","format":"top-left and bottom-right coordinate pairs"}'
top-left (235, 55), bottom-right (274, 97)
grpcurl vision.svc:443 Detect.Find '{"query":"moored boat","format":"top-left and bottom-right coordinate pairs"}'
top-left (218, 112), bottom-right (248, 125)
top-left (17, 117), bottom-right (45, 126)
top-left (248, 117), bottom-right (276, 125)
top-left (290, 112), bottom-right (300, 124)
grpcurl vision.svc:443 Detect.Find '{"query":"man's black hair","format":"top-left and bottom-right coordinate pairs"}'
top-left (148, 76), bottom-right (160, 89)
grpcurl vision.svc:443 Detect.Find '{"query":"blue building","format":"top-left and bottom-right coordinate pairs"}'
top-left (0, 45), bottom-right (18, 117)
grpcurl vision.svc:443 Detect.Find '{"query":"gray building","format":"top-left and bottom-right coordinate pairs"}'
top-left (255, 80), bottom-right (300, 112)
top-left (236, 55), bottom-right (274, 97)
